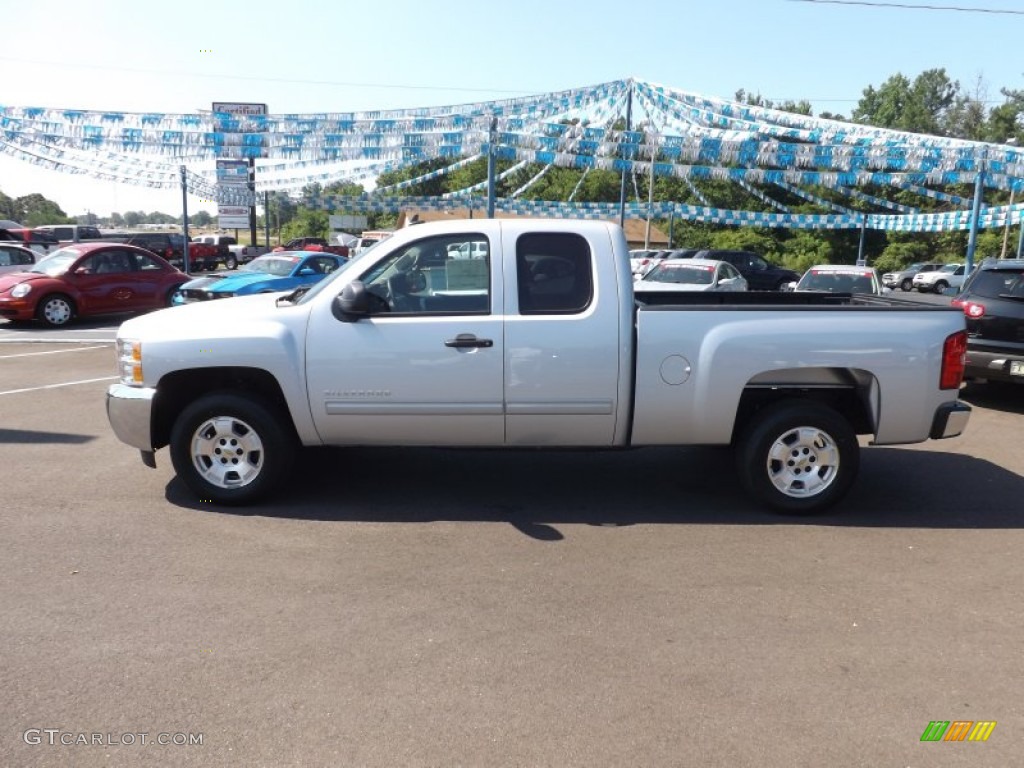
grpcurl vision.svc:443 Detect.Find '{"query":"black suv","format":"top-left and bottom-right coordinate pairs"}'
top-left (952, 258), bottom-right (1024, 384)
top-left (692, 249), bottom-right (800, 291)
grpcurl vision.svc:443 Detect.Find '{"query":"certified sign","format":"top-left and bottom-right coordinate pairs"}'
top-left (212, 102), bottom-right (268, 116)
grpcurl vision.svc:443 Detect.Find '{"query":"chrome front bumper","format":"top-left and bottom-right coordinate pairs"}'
top-left (107, 384), bottom-right (157, 461)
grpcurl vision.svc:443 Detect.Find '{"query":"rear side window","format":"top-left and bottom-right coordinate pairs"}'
top-left (968, 269), bottom-right (1024, 299)
top-left (516, 233), bottom-right (593, 315)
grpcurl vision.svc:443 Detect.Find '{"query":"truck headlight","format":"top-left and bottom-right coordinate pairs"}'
top-left (117, 339), bottom-right (143, 385)
top-left (11, 283), bottom-right (31, 298)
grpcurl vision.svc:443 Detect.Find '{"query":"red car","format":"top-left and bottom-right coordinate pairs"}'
top-left (0, 243), bottom-right (189, 327)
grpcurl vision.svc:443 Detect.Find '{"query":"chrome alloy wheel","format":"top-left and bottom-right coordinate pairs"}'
top-left (765, 426), bottom-right (840, 498)
top-left (189, 415), bottom-right (264, 489)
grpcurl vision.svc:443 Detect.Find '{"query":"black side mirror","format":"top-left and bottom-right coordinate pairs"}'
top-left (333, 280), bottom-right (372, 321)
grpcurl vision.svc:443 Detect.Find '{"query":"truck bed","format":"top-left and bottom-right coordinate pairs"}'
top-left (634, 290), bottom-right (949, 310)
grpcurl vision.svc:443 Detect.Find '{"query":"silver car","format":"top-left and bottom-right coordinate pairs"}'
top-left (0, 243), bottom-right (36, 275)
top-left (634, 258), bottom-right (748, 292)
top-left (792, 265), bottom-right (887, 295)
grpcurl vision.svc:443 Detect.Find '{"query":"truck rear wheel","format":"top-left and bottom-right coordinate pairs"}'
top-left (225, 254), bottom-right (238, 270)
top-left (735, 401), bottom-right (859, 514)
top-left (169, 392), bottom-right (296, 505)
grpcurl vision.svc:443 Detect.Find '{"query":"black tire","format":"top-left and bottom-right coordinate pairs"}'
top-left (169, 392), bottom-right (296, 505)
top-left (734, 400), bottom-right (859, 514)
top-left (165, 288), bottom-right (179, 307)
top-left (900, 278), bottom-right (913, 291)
top-left (225, 255), bottom-right (238, 270)
top-left (933, 280), bottom-right (948, 294)
top-left (35, 293), bottom-right (75, 327)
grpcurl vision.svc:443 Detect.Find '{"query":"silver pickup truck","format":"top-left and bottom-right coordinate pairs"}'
top-left (107, 218), bottom-right (971, 513)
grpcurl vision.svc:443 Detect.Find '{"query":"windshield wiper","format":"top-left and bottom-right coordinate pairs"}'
top-left (996, 293), bottom-right (1024, 302)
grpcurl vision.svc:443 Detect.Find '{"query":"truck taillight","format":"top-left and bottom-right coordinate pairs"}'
top-left (940, 330), bottom-right (967, 390)
top-left (165, 247), bottom-right (173, 259)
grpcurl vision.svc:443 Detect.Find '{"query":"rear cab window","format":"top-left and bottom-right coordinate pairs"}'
top-left (515, 233), bottom-right (593, 314)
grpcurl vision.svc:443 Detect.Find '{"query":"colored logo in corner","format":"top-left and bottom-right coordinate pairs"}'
top-left (921, 720), bottom-right (996, 742)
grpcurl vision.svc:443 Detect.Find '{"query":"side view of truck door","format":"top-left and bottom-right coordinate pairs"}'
top-left (304, 221), bottom-right (629, 447)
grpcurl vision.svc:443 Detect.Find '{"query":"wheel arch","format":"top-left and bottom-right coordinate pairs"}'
top-left (152, 367), bottom-right (296, 450)
top-left (731, 367), bottom-right (878, 444)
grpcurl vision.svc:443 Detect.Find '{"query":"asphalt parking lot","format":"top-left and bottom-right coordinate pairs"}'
top-left (1, 316), bottom-right (1023, 768)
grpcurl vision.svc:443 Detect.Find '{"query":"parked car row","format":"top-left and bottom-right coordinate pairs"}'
top-left (881, 262), bottom-right (945, 291)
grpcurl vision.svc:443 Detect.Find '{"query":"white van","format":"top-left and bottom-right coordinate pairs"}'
top-left (447, 241), bottom-right (489, 259)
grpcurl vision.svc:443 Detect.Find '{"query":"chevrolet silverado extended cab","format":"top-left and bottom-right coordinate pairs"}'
top-left (106, 219), bottom-right (971, 513)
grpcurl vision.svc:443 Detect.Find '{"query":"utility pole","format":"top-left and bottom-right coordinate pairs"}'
top-left (179, 165), bottom-right (190, 276)
top-left (618, 84), bottom-right (634, 229)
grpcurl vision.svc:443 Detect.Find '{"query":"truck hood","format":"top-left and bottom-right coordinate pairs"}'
top-left (118, 293), bottom-right (297, 342)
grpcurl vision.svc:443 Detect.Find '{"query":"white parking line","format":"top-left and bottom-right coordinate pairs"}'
top-left (0, 337), bottom-right (116, 344)
top-left (0, 346), bottom-right (107, 359)
top-left (0, 376), bottom-right (118, 396)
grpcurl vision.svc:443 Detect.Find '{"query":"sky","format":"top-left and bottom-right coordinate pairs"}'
top-left (2, 0), bottom-right (1023, 219)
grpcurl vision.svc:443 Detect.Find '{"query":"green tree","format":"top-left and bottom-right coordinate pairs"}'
top-left (13, 193), bottom-right (73, 227)
top-left (280, 208), bottom-right (329, 241)
top-left (853, 69), bottom-right (958, 135)
top-left (189, 210), bottom-right (213, 227)
top-left (0, 190), bottom-right (17, 220)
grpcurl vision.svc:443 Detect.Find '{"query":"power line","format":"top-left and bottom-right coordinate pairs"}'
top-left (0, 56), bottom-right (537, 96)
top-left (786, 0), bottom-right (1024, 13)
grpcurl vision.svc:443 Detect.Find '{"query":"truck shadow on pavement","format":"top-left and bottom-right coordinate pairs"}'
top-left (165, 443), bottom-right (1024, 536)
top-left (0, 428), bottom-right (96, 444)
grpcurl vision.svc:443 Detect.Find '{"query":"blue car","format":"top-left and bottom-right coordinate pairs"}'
top-left (172, 251), bottom-right (343, 305)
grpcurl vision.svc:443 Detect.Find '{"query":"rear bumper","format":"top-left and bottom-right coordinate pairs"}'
top-left (107, 384), bottom-right (156, 453)
top-left (930, 401), bottom-right (972, 440)
top-left (965, 346), bottom-right (1024, 383)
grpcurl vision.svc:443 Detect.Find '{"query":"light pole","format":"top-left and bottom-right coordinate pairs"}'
top-left (1000, 137), bottom-right (1018, 259)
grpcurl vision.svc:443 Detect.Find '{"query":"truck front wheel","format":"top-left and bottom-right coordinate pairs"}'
top-left (735, 401), bottom-right (859, 514)
top-left (169, 392), bottom-right (296, 505)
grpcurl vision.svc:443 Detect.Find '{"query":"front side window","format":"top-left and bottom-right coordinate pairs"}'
top-left (82, 249), bottom-right (133, 274)
top-left (516, 233), bottom-right (593, 314)
top-left (359, 234), bottom-right (491, 314)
